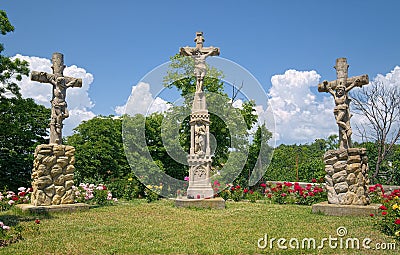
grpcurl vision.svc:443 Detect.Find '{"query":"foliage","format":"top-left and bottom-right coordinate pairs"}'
top-left (0, 187), bottom-right (32, 211)
top-left (0, 10), bottom-right (29, 98)
top-left (265, 181), bottom-right (326, 206)
top-left (66, 116), bottom-right (131, 183)
top-left (370, 184), bottom-right (400, 242)
top-left (265, 139), bottom-right (327, 183)
top-left (0, 11), bottom-right (49, 191)
top-left (0, 221), bottom-right (23, 248)
top-left (218, 180), bottom-right (326, 206)
top-left (0, 98), bottom-right (50, 190)
top-left (73, 183), bottom-right (117, 206)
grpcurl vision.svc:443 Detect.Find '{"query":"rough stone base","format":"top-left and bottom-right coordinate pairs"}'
top-left (16, 203), bottom-right (89, 214)
top-left (312, 201), bottom-right (381, 216)
top-left (175, 197), bottom-right (225, 209)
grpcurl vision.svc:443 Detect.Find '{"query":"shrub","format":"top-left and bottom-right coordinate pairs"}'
top-left (73, 183), bottom-right (117, 205)
top-left (0, 187), bottom-right (32, 211)
top-left (371, 184), bottom-right (400, 242)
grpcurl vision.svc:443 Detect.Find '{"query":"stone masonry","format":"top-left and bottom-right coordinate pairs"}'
top-left (31, 144), bottom-right (75, 206)
top-left (324, 148), bottom-right (370, 205)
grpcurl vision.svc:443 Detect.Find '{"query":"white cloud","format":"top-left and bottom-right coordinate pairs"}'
top-left (11, 54), bottom-right (96, 136)
top-left (115, 82), bottom-right (171, 116)
top-left (266, 69), bottom-right (337, 145)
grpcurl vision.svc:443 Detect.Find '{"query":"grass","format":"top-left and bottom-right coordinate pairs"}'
top-left (0, 199), bottom-right (398, 254)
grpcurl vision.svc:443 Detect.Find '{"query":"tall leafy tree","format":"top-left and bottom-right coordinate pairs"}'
top-left (0, 10), bottom-right (50, 190)
top-left (66, 116), bottom-right (131, 182)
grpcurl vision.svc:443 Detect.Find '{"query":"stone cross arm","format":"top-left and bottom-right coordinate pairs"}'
top-left (179, 46), bottom-right (220, 57)
top-left (317, 74), bottom-right (369, 92)
top-left (31, 71), bottom-right (82, 88)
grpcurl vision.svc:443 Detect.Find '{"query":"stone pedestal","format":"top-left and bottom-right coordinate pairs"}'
top-left (312, 202), bottom-right (380, 216)
top-left (187, 154), bottom-right (214, 199)
top-left (175, 197), bottom-right (225, 209)
top-left (324, 148), bottom-right (370, 205)
top-left (186, 92), bottom-right (214, 199)
top-left (31, 144), bottom-right (76, 206)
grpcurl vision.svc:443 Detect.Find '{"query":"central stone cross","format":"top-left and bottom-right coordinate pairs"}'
top-left (318, 58), bottom-right (369, 149)
top-left (31, 52), bottom-right (82, 144)
top-left (179, 32), bottom-right (219, 199)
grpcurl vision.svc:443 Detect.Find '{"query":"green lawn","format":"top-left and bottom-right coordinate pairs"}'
top-left (0, 199), bottom-right (398, 255)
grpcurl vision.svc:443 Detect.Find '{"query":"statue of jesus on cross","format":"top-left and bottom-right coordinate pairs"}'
top-left (318, 58), bottom-right (369, 149)
top-left (180, 32), bottom-right (220, 93)
top-left (31, 53), bottom-right (82, 144)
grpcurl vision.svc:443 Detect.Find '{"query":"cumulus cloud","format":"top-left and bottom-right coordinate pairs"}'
top-left (266, 69), bottom-right (337, 145)
top-left (11, 54), bottom-right (96, 136)
top-left (115, 82), bottom-right (171, 116)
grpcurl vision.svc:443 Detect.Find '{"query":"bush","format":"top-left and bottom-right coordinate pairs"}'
top-left (73, 183), bottom-right (117, 205)
top-left (370, 184), bottom-right (400, 242)
top-left (0, 187), bottom-right (32, 211)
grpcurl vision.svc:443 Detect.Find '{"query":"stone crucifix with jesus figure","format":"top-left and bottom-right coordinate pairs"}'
top-left (179, 32), bottom-right (219, 199)
top-left (31, 52), bottom-right (82, 145)
top-left (29, 53), bottom-right (82, 206)
top-left (317, 58), bottom-right (371, 206)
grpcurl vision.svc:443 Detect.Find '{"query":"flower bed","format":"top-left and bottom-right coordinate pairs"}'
top-left (370, 183), bottom-right (400, 242)
top-left (215, 180), bottom-right (326, 205)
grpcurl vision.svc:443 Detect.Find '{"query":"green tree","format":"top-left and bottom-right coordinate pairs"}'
top-left (266, 138), bottom-right (327, 183)
top-left (66, 116), bottom-right (131, 182)
top-left (0, 98), bottom-right (50, 190)
top-left (0, 10), bottom-right (50, 190)
top-left (0, 10), bottom-right (29, 98)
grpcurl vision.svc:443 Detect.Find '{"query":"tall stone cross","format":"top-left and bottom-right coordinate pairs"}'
top-left (31, 53), bottom-right (82, 144)
top-left (178, 32), bottom-right (220, 199)
top-left (318, 58), bottom-right (369, 149)
top-left (180, 31), bottom-right (220, 93)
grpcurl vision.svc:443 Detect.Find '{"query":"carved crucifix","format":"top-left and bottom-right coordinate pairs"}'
top-left (31, 53), bottom-right (82, 144)
top-left (180, 32), bottom-right (220, 93)
top-left (318, 58), bottom-right (369, 149)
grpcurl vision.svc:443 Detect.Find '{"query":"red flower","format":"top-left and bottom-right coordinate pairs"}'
top-left (382, 211), bottom-right (387, 216)
top-left (249, 190), bottom-right (254, 195)
top-left (281, 193), bottom-right (287, 197)
top-left (380, 205), bottom-right (387, 210)
top-left (18, 191), bottom-right (26, 197)
top-left (369, 186), bottom-right (376, 192)
top-left (11, 196), bottom-right (19, 201)
top-left (308, 192), bottom-right (315, 197)
top-left (311, 178), bottom-right (317, 183)
top-left (235, 185), bottom-right (241, 190)
top-left (370, 214), bottom-right (374, 217)
top-left (35, 219), bottom-right (40, 224)
top-left (102, 185), bottom-right (107, 190)
top-left (267, 193), bottom-right (272, 198)
top-left (260, 183), bottom-right (267, 188)
top-left (284, 182), bottom-right (293, 187)
top-left (395, 219), bottom-right (400, 225)
top-left (243, 188), bottom-right (249, 193)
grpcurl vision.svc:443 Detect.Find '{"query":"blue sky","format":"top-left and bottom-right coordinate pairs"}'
top-left (2, 1), bottom-right (400, 144)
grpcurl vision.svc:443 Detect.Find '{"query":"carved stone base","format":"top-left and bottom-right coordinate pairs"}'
top-left (187, 154), bottom-right (214, 199)
top-left (324, 148), bottom-right (370, 205)
top-left (31, 144), bottom-right (76, 206)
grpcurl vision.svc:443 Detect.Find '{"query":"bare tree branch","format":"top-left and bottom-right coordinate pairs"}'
top-left (351, 80), bottom-right (400, 181)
